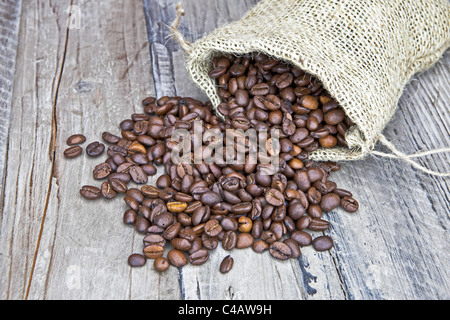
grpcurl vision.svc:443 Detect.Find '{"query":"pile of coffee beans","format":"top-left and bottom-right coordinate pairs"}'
top-left (64, 53), bottom-right (359, 274)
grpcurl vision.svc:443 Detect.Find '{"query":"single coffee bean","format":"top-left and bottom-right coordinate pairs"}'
top-left (143, 244), bottom-right (164, 259)
top-left (219, 255), bottom-right (234, 274)
top-left (269, 241), bottom-right (292, 260)
top-left (236, 232), bottom-right (254, 249)
top-left (153, 256), bottom-right (170, 272)
top-left (128, 253), bottom-right (146, 267)
top-left (109, 178), bottom-right (128, 193)
top-left (63, 146), bottom-right (83, 159)
top-left (252, 239), bottom-right (269, 253)
top-left (283, 238), bottom-right (301, 258)
top-left (93, 162), bottom-right (112, 180)
top-left (66, 134), bottom-right (86, 146)
top-left (86, 141), bottom-right (105, 157)
top-left (167, 201), bottom-right (188, 213)
top-left (188, 249), bottom-right (209, 266)
top-left (222, 230), bottom-right (237, 251)
top-left (238, 216), bottom-right (253, 233)
top-left (102, 132), bottom-right (120, 144)
top-left (171, 237), bottom-right (192, 251)
top-left (143, 234), bottom-right (166, 247)
top-left (204, 219), bottom-right (223, 237)
top-left (320, 193), bottom-right (340, 212)
top-left (123, 209), bottom-right (137, 225)
top-left (308, 218), bottom-right (330, 231)
top-left (290, 230), bottom-right (312, 246)
top-left (167, 249), bottom-right (188, 267)
top-left (340, 196), bottom-right (359, 213)
top-left (312, 235), bottom-right (334, 251)
top-left (101, 181), bottom-right (116, 199)
top-left (265, 188), bottom-right (285, 206)
top-left (80, 185), bottom-right (101, 200)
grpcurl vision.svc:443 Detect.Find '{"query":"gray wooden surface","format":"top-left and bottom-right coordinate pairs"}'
top-left (0, 0), bottom-right (449, 300)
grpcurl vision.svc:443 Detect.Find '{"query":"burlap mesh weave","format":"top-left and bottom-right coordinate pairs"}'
top-left (182, 0), bottom-right (450, 161)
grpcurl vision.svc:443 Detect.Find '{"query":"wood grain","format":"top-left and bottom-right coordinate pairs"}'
top-left (0, 0), bottom-right (448, 300)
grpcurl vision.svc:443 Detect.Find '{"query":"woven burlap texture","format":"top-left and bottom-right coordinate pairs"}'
top-left (181, 0), bottom-right (450, 161)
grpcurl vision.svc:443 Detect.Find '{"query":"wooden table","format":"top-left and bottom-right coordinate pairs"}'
top-left (0, 0), bottom-right (449, 300)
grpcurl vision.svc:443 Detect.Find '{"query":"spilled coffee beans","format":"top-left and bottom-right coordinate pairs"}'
top-left (66, 54), bottom-right (359, 274)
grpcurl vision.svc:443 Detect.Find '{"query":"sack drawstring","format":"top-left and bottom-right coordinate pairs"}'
top-left (170, 3), bottom-right (192, 52)
top-left (372, 133), bottom-right (450, 177)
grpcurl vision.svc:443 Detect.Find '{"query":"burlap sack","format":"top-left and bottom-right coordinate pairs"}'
top-left (172, 0), bottom-right (450, 165)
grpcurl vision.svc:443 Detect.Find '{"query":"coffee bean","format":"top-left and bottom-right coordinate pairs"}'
top-left (222, 230), bottom-right (237, 251)
top-left (66, 134), bottom-right (86, 146)
top-left (236, 232), bottom-right (254, 249)
top-left (64, 146), bottom-right (83, 159)
top-left (269, 241), bottom-right (292, 260)
top-left (128, 253), bottom-right (146, 267)
top-left (320, 193), bottom-right (340, 211)
top-left (101, 181), bottom-right (116, 200)
top-left (80, 185), bottom-right (101, 200)
top-left (143, 244), bottom-right (164, 259)
top-left (265, 189), bottom-right (285, 206)
top-left (167, 249), bottom-right (188, 267)
top-left (290, 230), bottom-right (312, 246)
top-left (283, 238), bottom-right (301, 258)
top-left (188, 249), bottom-right (209, 266)
top-left (341, 196), bottom-right (359, 213)
top-left (86, 141), bottom-right (105, 157)
top-left (93, 162), bottom-right (112, 180)
top-left (219, 255), bottom-right (234, 273)
top-left (153, 256), bottom-right (170, 272)
top-left (312, 235), bottom-right (334, 251)
top-left (204, 219), bottom-right (223, 237)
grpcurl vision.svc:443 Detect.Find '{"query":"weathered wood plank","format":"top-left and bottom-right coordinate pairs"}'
top-left (0, 0), bottom-right (22, 224)
top-left (0, 0), bottom-right (70, 300)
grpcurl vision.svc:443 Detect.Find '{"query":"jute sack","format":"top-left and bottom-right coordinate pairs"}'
top-left (171, 0), bottom-right (450, 175)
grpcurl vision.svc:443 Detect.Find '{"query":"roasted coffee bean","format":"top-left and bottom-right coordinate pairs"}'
top-left (93, 162), bottom-right (112, 180)
top-left (101, 181), bottom-right (116, 199)
top-left (320, 193), bottom-right (340, 212)
top-left (135, 216), bottom-right (151, 234)
top-left (128, 253), bottom-right (146, 267)
top-left (204, 219), bottom-right (223, 237)
top-left (64, 146), bottom-right (83, 159)
top-left (109, 178), bottom-right (128, 193)
top-left (269, 241), bottom-right (292, 260)
top-left (340, 196), bottom-right (359, 213)
top-left (189, 249), bottom-right (209, 265)
top-left (167, 249), bottom-right (188, 267)
top-left (167, 201), bottom-right (187, 213)
top-left (312, 235), bottom-right (334, 251)
top-left (86, 141), bottom-right (105, 157)
top-left (171, 237), bottom-right (192, 251)
top-left (283, 238), bottom-right (301, 258)
top-left (308, 218), bottom-right (330, 231)
top-left (66, 134), bottom-right (86, 146)
top-left (153, 257), bottom-right (170, 272)
top-left (123, 209), bottom-right (137, 225)
top-left (219, 255), bottom-right (234, 274)
top-left (102, 132), bottom-right (121, 144)
top-left (238, 216), bottom-right (253, 233)
top-left (143, 234), bottom-right (166, 247)
top-left (236, 232), bottom-right (254, 249)
top-left (290, 230), bottom-right (312, 246)
top-left (252, 239), bottom-right (269, 253)
top-left (265, 189), bottom-right (285, 206)
top-left (80, 185), bottom-right (101, 200)
top-left (222, 230), bottom-right (237, 251)
top-left (143, 244), bottom-right (164, 259)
